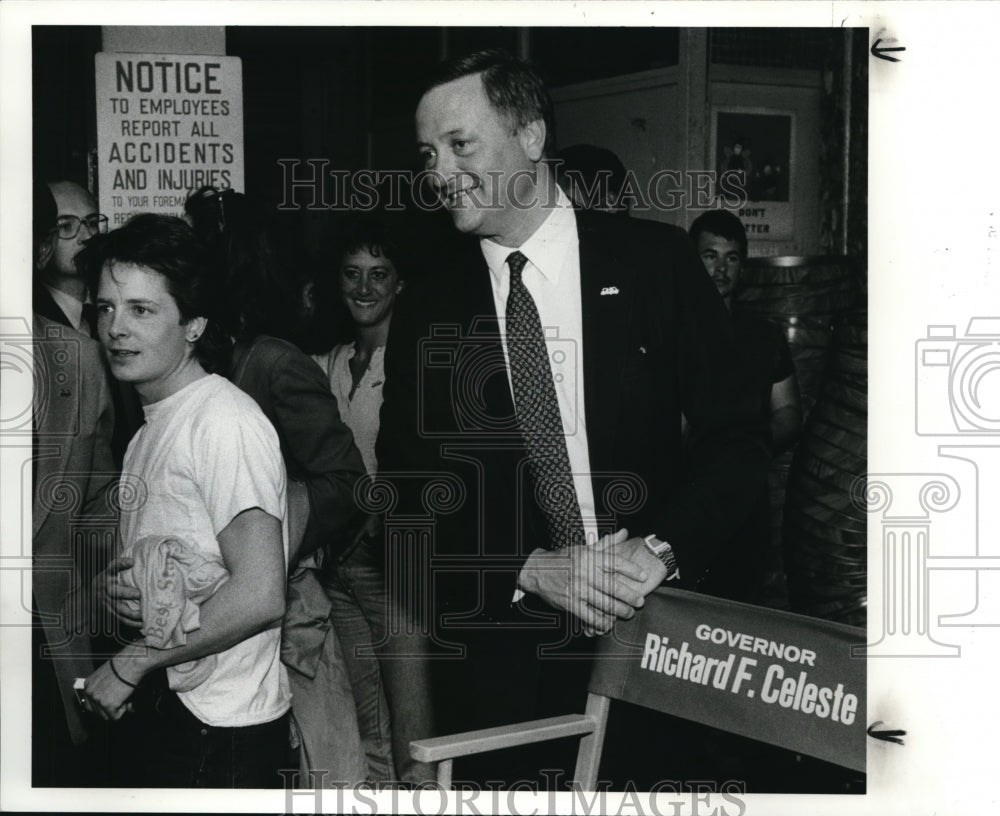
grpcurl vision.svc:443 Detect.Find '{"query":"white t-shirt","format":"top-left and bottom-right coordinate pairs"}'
top-left (119, 374), bottom-right (291, 727)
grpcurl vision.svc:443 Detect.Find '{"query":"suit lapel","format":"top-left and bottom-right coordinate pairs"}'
top-left (577, 211), bottom-right (635, 484)
top-left (450, 238), bottom-right (516, 426)
top-left (459, 237), bottom-right (499, 327)
top-left (32, 323), bottom-right (80, 538)
top-left (33, 280), bottom-right (74, 328)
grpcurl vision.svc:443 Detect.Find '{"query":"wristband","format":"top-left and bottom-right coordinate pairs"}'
top-left (644, 534), bottom-right (680, 581)
top-left (109, 657), bottom-right (138, 689)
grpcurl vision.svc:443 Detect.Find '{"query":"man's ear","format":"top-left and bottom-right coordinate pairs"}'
top-left (185, 316), bottom-right (208, 344)
top-left (36, 235), bottom-right (54, 272)
top-left (519, 118), bottom-right (546, 163)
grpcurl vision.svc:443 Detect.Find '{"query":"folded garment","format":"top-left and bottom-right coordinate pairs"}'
top-left (120, 535), bottom-right (230, 692)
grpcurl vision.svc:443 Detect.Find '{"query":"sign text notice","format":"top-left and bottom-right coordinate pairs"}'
top-left (95, 52), bottom-right (245, 225)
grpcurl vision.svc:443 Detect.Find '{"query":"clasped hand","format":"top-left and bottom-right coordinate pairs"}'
top-left (518, 528), bottom-right (668, 636)
top-left (94, 555), bottom-right (143, 628)
top-left (83, 653), bottom-right (144, 721)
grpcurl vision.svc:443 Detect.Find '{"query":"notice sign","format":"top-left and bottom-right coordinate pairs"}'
top-left (591, 588), bottom-right (866, 772)
top-left (95, 52), bottom-right (244, 226)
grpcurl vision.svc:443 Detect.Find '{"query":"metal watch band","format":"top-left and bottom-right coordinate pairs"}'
top-left (644, 534), bottom-right (680, 580)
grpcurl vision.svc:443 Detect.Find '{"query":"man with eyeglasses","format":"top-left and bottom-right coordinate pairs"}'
top-left (33, 180), bottom-right (108, 335)
top-left (34, 180), bottom-right (143, 465)
top-left (31, 179), bottom-right (117, 785)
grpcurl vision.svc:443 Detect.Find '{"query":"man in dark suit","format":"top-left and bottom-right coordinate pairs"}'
top-left (377, 50), bottom-right (769, 779)
top-left (34, 180), bottom-right (141, 463)
top-left (31, 313), bottom-right (118, 785)
top-left (32, 183), bottom-right (117, 783)
top-left (33, 181), bottom-right (106, 334)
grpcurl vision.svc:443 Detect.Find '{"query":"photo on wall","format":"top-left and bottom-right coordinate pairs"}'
top-left (711, 107), bottom-right (797, 243)
top-left (714, 109), bottom-right (794, 202)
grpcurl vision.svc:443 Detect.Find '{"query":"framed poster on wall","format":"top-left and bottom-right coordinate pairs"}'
top-left (710, 107), bottom-right (796, 244)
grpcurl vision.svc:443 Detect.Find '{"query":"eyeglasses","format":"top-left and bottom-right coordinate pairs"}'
top-left (54, 214), bottom-right (109, 239)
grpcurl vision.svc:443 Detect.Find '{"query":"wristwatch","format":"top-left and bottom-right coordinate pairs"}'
top-left (644, 534), bottom-right (680, 581)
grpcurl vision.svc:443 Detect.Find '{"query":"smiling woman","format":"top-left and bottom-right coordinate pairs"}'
top-left (340, 246), bottom-right (403, 333)
top-left (308, 212), bottom-right (437, 784)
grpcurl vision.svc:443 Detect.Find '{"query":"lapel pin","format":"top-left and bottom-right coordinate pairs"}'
top-left (600, 286), bottom-right (620, 296)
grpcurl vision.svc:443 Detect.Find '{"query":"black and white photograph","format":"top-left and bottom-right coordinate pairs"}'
top-left (1, 2), bottom-right (998, 815)
top-left (714, 110), bottom-right (793, 203)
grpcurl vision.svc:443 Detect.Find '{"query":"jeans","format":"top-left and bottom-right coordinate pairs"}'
top-left (324, 540), bottom-right (437, 784)
top-left (286, 623), bottom-right (369, 787)
top-left (283, 568), bottom-right (368, 787)
top-left (126, 682), bottom-right (292, 788)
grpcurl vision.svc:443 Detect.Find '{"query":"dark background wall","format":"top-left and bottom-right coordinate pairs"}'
top-left (32, 26), bottom-right (863, 259)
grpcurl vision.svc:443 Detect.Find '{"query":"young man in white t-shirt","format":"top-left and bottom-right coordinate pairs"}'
top-left (80, 214), bottom-right (292, 787)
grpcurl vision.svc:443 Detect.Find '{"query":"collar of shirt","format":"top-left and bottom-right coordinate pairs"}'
top-left (480, 186), bottom-right (578, 296)
top-left (46, 285), bottom-right (87, 333)
top-left (342, 342), bottom-right (386, 380)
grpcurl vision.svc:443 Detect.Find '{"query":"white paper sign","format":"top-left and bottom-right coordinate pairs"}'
top-left (94, 52), bottom-right (244, 225)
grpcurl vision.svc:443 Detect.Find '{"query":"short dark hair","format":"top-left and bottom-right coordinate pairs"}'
top-left (689, 209), bottom-right (748, 261)
top-left (424, 49), bottom-right (555, 157)
top-left (334, 212), bottom-right (405, 278)
top-left (304, 212), bottom-right (407, 353)
top-left (79, 213), bottom-right (231, 373)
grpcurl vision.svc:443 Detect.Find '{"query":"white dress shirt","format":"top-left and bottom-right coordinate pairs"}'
top-left (312, 342), bottom-right (385, 478)
top-left (479, 187), bottom-right (600, 547)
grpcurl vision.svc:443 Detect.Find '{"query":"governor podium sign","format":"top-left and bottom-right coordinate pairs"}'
top-left (95, 52), bottom-right (244, 225)
top-left (593, 588), bottom-right (866, 772)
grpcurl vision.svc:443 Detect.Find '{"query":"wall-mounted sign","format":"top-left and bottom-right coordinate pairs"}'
top-left (95, 52), bottom-right (244, 227)
top-left (709, 107), bottom-right (796, 243)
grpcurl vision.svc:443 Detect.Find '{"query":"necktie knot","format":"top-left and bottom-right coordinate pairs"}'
top-left (507, 251), bottom-right (528, 282)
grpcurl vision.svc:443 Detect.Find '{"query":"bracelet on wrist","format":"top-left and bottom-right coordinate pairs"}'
top-left (109, 657), bottom-right (138, 689)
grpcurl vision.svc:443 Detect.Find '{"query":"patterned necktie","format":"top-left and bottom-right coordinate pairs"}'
top-left (505, 250), bottom-right (585, 550)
